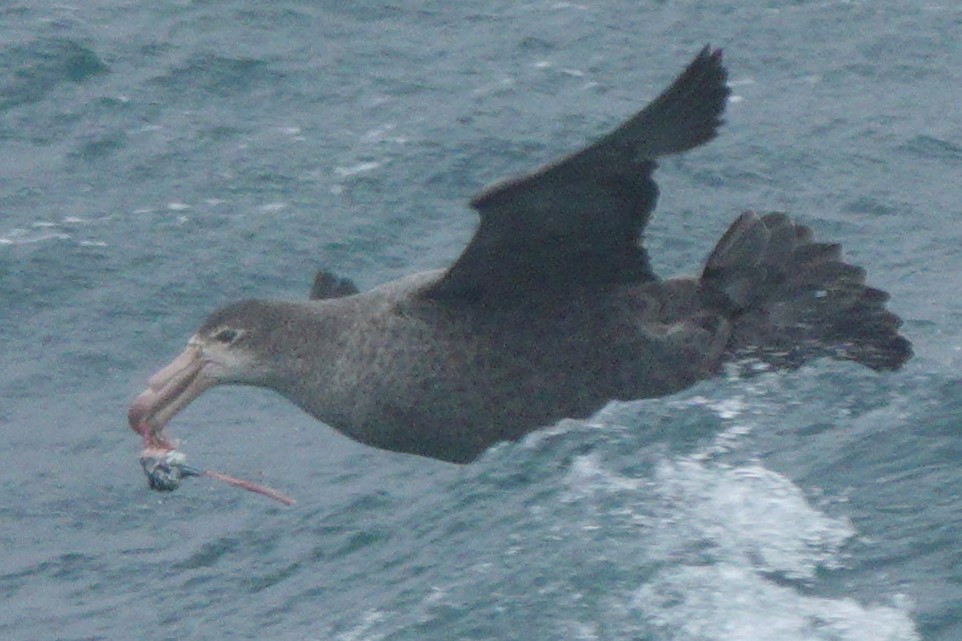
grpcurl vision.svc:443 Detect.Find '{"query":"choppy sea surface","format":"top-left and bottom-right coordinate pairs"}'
top-left (2, 2), bottom-right (961, 640)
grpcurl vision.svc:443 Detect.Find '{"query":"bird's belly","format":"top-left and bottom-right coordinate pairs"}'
top-left (296, 288), bottom-right (725, 463)
top-left (346, 334), bottom-right (611, 462)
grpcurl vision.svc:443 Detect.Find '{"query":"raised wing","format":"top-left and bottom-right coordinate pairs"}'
top-left (423, 46), bottom-right (729, 301)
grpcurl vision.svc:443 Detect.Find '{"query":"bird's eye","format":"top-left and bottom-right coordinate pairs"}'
top-left (213, 328), bottom-right (240, 344)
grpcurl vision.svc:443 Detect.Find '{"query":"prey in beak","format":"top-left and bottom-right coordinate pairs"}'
top-left (126, 309), bottom-right (294, 504)
top-left (128, 311), bottom-right (257, 449)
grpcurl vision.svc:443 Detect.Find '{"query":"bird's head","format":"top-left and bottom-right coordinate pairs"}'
top-left (127, 300), bottom-right (281, 444)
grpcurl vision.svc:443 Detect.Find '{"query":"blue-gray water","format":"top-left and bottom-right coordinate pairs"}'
top-left (2, 2), bottom-right (960, 640)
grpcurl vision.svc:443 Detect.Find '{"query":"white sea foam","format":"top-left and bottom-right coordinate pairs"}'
top-left (647, 458), bottom-right (854, 578)
top-left (632, 563), bottom-right (918, 641)
top-left (0, 228), bottom-right (71, 245)
top-left (334, 161), bottom-right (382, 178)
top-left (560, 454), bottom-right (919, 640)
top-left (334, 610), bottom-right (387, 641)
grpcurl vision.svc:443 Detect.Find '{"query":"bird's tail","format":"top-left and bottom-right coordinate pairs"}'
top-left (698, 211), bottom-right (912, 371)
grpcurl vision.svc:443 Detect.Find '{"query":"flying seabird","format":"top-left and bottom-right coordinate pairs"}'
top-left (128, 47), bottom-right (911, 464)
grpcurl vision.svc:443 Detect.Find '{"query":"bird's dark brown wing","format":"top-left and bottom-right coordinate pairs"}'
top-left (422, 46), bottom-right (729, 301)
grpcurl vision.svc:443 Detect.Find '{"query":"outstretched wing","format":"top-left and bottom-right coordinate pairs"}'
top-left (422, 46), bottom-right (729, 301)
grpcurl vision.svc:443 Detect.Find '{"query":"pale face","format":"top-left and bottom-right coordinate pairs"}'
top-left (127, 321), bottom-right (263, 448)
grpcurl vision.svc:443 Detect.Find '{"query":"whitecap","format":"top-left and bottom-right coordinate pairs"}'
top-left (632, 562), bottom-right (918, 641)
top-left (677, 393), bottom-right (749, 420)
top-left (0, 228), bottom-right (71, 245)
top-left (334, 609), bottom-right (386, 641)
top-left (361, 124), bottom-right (396, 143)
top-left (334, 161), bottom-right (382, 178)
top-left (562, 453), bottom-right (645, 501)
top-left (560, 453), bottom-right (919, 640)
top-left (648, 458), bottom-right (854, 579)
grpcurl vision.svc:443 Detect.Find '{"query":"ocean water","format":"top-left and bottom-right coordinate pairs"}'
top-left (2, 1), bottom-right (961, 640)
